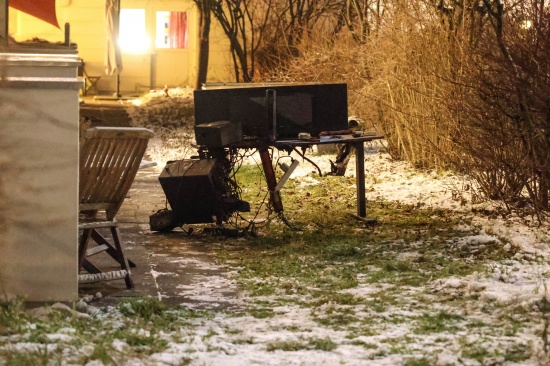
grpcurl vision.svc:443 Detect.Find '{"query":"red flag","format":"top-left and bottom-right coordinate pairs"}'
top-left (10, 0), bottom-right (60, 28)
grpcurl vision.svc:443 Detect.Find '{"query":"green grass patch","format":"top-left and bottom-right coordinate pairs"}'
top-left (123, 332), bottom-right (168, 354)
top-left (0, 298), bottom-right (28, 335)
top-left (350, 339), bottom-right (378, 349)
top-left (313, 312), bottom-right (359, 328)
top-left (310, 292), bottom-right (364, 306)
top-left (413, 310), bottom-right (465, 334)
top-left (309, 337), bottom-right (338, 351)
top-left (248, 307), bottom-right (275, 319)
top-left (404, 358), bottom-right (432, 366)
top-left (266, 340), bottom-right (307, 352)
top-left (119, 298), bottom-right (167, 321)
top-left (0, 297), bottom-right (220, 365)
top-left (86, 343), bottom-right (115, 365)
top-left (220, 167), bottom-right (520, 342)
top-left (222, 170), bottom-right (517, 307)
top-left (363, 290), bottom-right (401, 313)
top-left (460, 342), bottom-right (491, 363)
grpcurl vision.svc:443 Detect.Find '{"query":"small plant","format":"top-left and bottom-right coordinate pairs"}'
top-left (87, 343), bottom-right (115, 365)
top-left (0, 298), bottom-right (27, 333)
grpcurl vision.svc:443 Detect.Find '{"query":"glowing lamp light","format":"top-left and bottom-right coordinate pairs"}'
top-left (119, 34), bottom-right (151, 54)
top-left (119, 9), bottom-right (150, 54)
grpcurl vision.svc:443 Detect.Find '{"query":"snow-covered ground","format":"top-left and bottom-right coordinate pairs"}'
top-left (130, 93), bottom-right (550, 364)
top-left (62, 141), bottom-right (550, 365)
top-left (126, 140), bottom-right (549, 366)
top-left (2, 91), bottom-right (549, 365)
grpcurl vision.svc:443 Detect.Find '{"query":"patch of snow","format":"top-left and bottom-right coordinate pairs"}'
top-left (150, 270), bottom-right (177, 279)
top-left (45, 333), bottom-right (73, 342)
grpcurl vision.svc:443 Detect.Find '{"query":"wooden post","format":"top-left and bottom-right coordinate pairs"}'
top-left (1, 0), bottom-right (8, 46)
top-left (64, 22), bottom-right (70, 46)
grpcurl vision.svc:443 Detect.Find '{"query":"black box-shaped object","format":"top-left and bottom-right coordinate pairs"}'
top-left (194, 120), bottom-right (243, 148)
top-left (159, 159), bottom-right (225, 224)
top-left (158, 159), bottom-right (249, 225)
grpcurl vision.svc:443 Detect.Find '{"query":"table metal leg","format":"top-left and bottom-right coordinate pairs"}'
top-left (355, 141), bottom-right (366, 217)
top-left (352, 141), bottom-right (376, 224)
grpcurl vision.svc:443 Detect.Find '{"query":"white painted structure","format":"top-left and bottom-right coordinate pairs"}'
top-left (0, 48), bottom-right (81, 301)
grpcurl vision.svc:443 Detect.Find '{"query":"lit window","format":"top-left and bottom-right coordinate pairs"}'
top-left (119, 9), bottom-right (150, 54)
top-left (155, 11), bottom-right (189, 49)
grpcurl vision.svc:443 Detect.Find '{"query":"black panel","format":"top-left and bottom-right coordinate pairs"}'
top-left (194, 83), bottom-right (348, 139)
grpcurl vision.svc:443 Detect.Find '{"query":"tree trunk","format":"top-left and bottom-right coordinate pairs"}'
top-left (195, 0), bottom-right (211, 90)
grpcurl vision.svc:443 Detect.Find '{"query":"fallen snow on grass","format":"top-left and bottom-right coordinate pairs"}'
top-left (76, 146), bottom-right (550, 364)
top-left (130, 141), bottom-right (548, 365)
top-left (3, 112), bottom-right (550, 364)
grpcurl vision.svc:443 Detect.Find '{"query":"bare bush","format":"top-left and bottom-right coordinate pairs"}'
top-left (270, 4), bottom-right (456, 169)
top-left (256, 0), bottom-right (344, 76)
top-left (203, 0), bottom-right (548, 216)
top-left (208, 0), bottom-right (273, 82)
top-left (263, 0), bottom-right (548, 217)
top-left (445, 0), bottom-right (550, 216)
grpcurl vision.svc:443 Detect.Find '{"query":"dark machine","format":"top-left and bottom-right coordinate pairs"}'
top-left (150, 148), bottom-right (250, 232)
top-left (150, 83), bottom-right (349, 232)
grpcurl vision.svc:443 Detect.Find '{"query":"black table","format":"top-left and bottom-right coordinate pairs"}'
top-left (273, 134), bottom-right (384, 221)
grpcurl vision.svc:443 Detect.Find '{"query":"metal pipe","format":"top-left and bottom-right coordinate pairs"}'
top-left (266, 89), bottom-right (276, 142)
top-left (355, 141), bottom-right (366, 217)
top-left (275, 159), bottom-right (299, 191)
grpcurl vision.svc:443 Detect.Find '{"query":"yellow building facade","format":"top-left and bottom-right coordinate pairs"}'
top-left (9, 0), bottom-right (233, 94)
